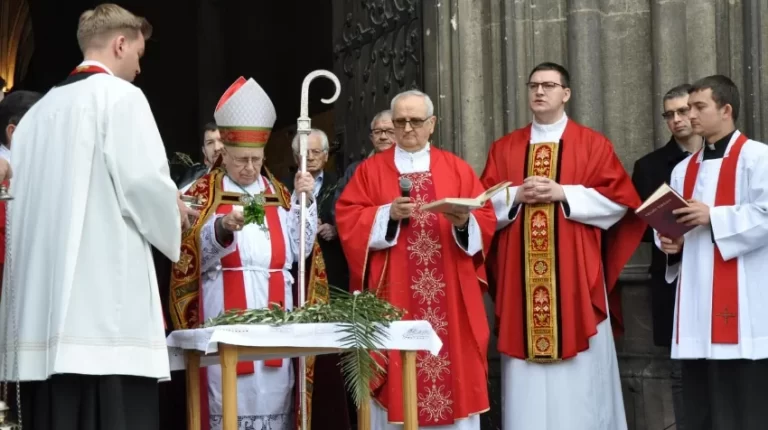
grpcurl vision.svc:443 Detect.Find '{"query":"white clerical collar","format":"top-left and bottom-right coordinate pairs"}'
top-left (395, 141), bottom-right (431, 160)
top-left (78, 60), bottom-right (115, 76)
top-left (532, 113), bottom-right (568, 134)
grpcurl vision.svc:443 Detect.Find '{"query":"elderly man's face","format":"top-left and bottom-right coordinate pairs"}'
top-left (370, 117), bottom-right (395, 153)
top-left (296, 133), bottom-right (328, 175)
top-left (224, 146), bottom-right (264, 186)
top-left (392, 95), bottom-right (435, 152)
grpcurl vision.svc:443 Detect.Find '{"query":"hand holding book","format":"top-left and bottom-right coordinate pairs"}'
top-left (672, 200), bottom-right (711, 227)
top-left (420, 181), bottom-right (512, 213)
top-left (635, 183), bottom-right (709, 239)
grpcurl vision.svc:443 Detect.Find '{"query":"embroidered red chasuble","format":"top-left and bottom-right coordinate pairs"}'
top-left (481, 120), bottom-right (646, 361)
top-left (681, 132), bottom-right (748, 344)
top-left (336, 146), bottom-right (496, 425)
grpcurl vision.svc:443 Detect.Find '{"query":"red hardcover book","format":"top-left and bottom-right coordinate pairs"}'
top-left (635, 183), bottom-right (694, 239)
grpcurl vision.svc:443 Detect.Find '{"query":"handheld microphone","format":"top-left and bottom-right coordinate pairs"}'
top-left (399, 177), bottom-right (413, 227)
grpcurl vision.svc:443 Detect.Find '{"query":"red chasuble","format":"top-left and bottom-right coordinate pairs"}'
top-left (336, 146), bottom-right (496, 425)
top-left (481, 120), bottom-right (646, 361)
top-left (681, 132), bottom-right (748, 344)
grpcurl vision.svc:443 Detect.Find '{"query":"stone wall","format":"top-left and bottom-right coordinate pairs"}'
top-left (421, 1), bottom-right (767, 428)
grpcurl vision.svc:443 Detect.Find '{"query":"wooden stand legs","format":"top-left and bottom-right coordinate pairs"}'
top-left (402, 351), bottom-right (418, 430)
top-left (219, 344), bottom-right (239, 430)
top-left (186, 352), bottom-right (201, 430)
top-left (185, 347), bottom-right (419, 430)
top-left (356, 351), bottom-right (418, 430)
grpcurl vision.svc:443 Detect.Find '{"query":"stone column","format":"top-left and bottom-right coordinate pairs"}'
top-left (422, 0), bottom-right (503, 172)
top-left (651, 0), bottom-right (689, 149)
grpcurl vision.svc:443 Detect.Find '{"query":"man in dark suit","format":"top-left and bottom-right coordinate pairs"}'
top-left (632, 83), bottom-right (703, 430)
top-left (285, 128), bottom-right (347, 289)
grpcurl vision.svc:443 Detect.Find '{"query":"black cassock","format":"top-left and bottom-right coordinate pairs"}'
top-left (20, 374), bottom-right (159, 430)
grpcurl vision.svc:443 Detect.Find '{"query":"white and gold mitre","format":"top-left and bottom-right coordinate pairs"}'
top-left (213, 76), bottom-right (277, 148)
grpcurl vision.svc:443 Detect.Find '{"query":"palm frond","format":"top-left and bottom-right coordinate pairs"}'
top-left (203, 288), bottom-right (405, 407)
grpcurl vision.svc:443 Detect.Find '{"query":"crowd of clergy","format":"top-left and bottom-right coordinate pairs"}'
top-left (0, 3), bottom-right (765, 430)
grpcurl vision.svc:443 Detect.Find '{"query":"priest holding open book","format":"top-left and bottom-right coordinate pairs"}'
top-left (335, 89), bottom-right (496, 430)
top-left (655, 75), bottom-right (768, 430)
top-left (480, 62), bottom-right (645, 430)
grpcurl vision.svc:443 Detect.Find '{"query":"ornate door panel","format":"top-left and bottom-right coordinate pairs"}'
top-left (332, 0), bottom-right (424, 171)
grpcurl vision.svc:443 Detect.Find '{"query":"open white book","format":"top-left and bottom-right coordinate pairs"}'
top-left (420, 181), bottom-right (512, 213)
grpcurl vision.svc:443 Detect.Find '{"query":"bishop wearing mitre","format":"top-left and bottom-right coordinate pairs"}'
top-left (169, 77), bottom-right (335, 430)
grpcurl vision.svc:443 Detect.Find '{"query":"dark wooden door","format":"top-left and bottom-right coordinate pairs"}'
top-left (331, 0), bottom-right (424, 171)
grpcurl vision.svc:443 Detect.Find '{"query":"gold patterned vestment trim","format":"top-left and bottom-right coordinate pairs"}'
top-left (523, 142), bottom-right (561, 362)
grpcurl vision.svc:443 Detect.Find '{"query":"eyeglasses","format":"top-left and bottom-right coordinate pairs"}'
top-left (392, 117), bottom-right (431, 129)
top-left (230, 156), bottom-right (263, 168)
top-left (662, 107), bottom-right (691, 120)
top-left (526, 81), bottom-right (566, 92)
top-left (371, 129), bottom-right (396, 137)
top-left (294, 148), bottom-right (327, 157)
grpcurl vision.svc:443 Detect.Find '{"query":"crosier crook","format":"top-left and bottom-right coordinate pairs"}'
top-left (295, 70), bottom-right (340, 430)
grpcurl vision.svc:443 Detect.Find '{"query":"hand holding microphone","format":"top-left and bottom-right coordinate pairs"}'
top-left (390, 177), bottom-right (415, 223)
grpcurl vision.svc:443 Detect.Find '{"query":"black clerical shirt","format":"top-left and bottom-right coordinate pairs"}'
top-left (702, 131), bottom-right (736, 160)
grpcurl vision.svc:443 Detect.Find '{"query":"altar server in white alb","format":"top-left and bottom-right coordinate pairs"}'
top-left (657, 75), bottom-right (768, 430)
top-left (0, 4), bottom-right (193, 430)
top-left (170, 76), bottom-right (316, 430)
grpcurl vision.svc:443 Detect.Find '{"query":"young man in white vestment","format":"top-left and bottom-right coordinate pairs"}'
top-left (0, 4), bottom-right (196, 429)
top-left (480, 62), bottom-right (645, 430)
top-left (169, 76), bottom-right (317, 430)
top-left (657, 75), bottom-right (768, 430)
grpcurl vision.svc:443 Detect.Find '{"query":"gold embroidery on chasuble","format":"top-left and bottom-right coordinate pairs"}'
top-left (400, 172), bottom-right (456, 425)
top-left (523, 142), bottom-right (562, 362)
top-left (169, 169), bottom-right (291, 330)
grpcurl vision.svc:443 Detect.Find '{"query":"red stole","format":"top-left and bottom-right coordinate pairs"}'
top-left (215, 176), bottom-right (287, 374)
top-left (69, 64), bottom-right (110, 76)
top-left (682, 132), bottom-right (747, 344)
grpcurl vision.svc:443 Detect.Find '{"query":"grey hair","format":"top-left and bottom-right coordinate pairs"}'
top-left (663, 84), bottom-right (693, 102)
top-left (370, 110), bottom-right (392, 129)
top-left (291, 128), bottom-right (329, 154)
top-left (390, 90), bottom-right (435, 117)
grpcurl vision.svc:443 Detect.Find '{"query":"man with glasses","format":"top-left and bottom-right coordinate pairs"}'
top-left (631, 83), bottom-right (702, 430)
top-left (481, 62), bottom-right (645, 430)
top-left (169, 76), bottom-right (325, 428)
top-left (336, 90), bottom-right (496, 430)
top-left (332, 109), bottom-right (395, 221)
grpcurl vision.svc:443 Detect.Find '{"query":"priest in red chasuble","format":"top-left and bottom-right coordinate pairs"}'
top-left (169, 77), bottom-right (349, 430)
top-left (336, 90), bottom-right (496, 430)
top-left (480, 62), bottom-right (645, 430)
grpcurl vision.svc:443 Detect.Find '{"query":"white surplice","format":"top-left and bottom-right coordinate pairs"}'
top-left (367, 143), bottom-right (482, 430)
top-left (659, 131), bottom-right (768, 360)
top-left (491, 114), bottom-right (628, 430)
top-left (0, 61), bottom-right (181, 381)
top-left (199, 174), bottom-right (317, 430)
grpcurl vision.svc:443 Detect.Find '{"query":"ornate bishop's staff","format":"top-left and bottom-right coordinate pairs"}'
top-left (296, 70), bottom-right (340, 430)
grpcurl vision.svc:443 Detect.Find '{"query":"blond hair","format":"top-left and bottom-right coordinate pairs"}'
top-left (76, 4), bottom-right (152, 52)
